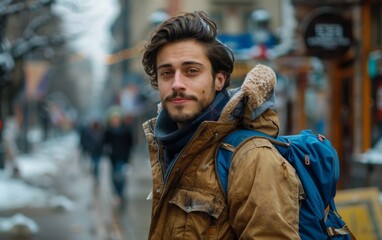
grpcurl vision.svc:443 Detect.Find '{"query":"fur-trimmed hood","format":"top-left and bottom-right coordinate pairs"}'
top-left (220, 64), bottom-right (276, 122)
top-left (219, 64), bottom-right (280, 137)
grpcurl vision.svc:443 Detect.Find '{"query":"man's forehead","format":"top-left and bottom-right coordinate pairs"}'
top-left (156, 40), bottom-right (209, 68)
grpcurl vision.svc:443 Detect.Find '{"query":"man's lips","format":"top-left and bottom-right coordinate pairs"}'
top-left (165, 93), bottom-right (197, 104)
top-left (169, 97), bottom-right (189, 104)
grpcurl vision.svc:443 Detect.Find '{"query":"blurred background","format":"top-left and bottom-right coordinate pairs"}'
top-left (1, 0), bottom-right (382, 239)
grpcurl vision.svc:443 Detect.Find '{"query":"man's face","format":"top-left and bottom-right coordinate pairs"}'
top-left (110, 115), bottom-right (122, 127)
top-left (156, 39), bottom-right (225, 128)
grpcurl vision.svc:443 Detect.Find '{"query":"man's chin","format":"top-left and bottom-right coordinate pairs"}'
top-left (168, 111), bottom-right (197, 124)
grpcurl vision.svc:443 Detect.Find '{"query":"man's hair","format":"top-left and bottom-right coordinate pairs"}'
top-left (142, 11), bottom-right (235, 89)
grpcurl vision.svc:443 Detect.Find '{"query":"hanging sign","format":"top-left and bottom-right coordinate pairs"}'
top-left (302, 7), bottom-right (353, 59)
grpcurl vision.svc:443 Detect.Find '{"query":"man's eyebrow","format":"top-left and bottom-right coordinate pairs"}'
top-left (157, 63), bottom-right (172, 70)
top-left (182, 61), bottom-right (203, 66)
top-left (157, 61), bottom-right (203, 70)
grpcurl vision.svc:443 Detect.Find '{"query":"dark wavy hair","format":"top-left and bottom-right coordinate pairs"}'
top-left (142, 11), bottom-right (234, 89)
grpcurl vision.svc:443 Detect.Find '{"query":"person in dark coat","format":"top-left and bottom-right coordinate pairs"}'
top-left (78, 121), bottom-right (90, 161)
top-left (103, 107), bottom-right (134, 208)
top-left (86, 120), bottom-right (105, 186)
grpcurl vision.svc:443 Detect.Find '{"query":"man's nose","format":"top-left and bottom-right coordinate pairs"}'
top-left (172, 71), bottom-right (186, 90)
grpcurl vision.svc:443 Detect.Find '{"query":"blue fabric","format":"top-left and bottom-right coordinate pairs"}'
top-left (111, 160), bottom-right (127, 199)
top-left (217, 129), bottom-right (351, 240)
top-left (226, 88), bottom-right (276, 121)
top-left (90, 155), bottom-right (101, 183)
top-left (216, 148), bottom-right (231, 195)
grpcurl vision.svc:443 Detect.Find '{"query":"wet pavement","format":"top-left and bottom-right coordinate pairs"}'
top-left (0, 132), bottom-right (152, 240)
top-left (94, 143), bottom-right (152, 240)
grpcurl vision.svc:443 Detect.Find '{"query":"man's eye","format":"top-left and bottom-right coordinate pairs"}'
top-left (187, 68), bottom-right (199, 75)
top-left (160, 70), bottom-right (173, 77)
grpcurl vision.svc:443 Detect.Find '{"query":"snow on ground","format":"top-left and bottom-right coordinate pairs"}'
top-left (0, 132), bottom-right (78, 211)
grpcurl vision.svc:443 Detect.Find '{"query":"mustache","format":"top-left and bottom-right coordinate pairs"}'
top-left (165, 92), bottom-right (198, 102)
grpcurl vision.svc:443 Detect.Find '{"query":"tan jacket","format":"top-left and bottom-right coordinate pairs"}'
top-left (142, 108), bottom-right (302, 240)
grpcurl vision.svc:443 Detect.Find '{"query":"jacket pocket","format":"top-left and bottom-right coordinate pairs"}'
top-left (168, 188), bottom-right (225, 239)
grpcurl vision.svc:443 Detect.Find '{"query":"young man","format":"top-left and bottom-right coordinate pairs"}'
top-left (142, 11), bottom-right (302, 239)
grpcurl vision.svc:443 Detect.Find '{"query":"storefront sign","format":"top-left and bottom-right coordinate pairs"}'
top-left (302, 7), bottom-right (353, 59)
top-left (335, 187), bottom-right (382, 240)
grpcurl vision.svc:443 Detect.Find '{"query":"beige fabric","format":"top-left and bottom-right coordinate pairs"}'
top-left (219, 64), bottom-right (276, 121)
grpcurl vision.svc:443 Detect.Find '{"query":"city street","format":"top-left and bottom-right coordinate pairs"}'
top-left (1, 1), bottom-right (382, 240)
top-left (0, 132), bottom-right (152, 240)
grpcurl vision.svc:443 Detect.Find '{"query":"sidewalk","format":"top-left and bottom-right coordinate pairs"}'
top-left (121, 145), bottom-right (152, 240)
top-left (90, 143), bottom-right (152, 240)
top-left (0, 132), bottom-right (115, 240)
top-left (0, 131), bottom-right (153, 240)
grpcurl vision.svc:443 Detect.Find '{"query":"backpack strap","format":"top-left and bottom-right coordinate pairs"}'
top-left (216, 129), bottom-right (286, 195)
top-left (325, 201), bottom-right (358, 239)
top-left (327, 224), bottom-right (356, 238)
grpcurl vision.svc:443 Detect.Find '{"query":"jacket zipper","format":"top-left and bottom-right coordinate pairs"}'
top-left (150, 126), bottom-right (206, 225)
top-left (149, 124), bottom-right (222, 238)
top-left (162, 126), bottom-right (204, 187)
top-left (148, 130), bottom-right (195, 237)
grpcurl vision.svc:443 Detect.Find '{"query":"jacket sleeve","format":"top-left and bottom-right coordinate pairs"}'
top-left (227, 138), bottom-right (301, 240)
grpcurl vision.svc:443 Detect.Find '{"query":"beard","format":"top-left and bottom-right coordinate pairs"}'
top-left (163, 92), bottom-right (210, 124)
top-left (167, 105), bottom-right (201, 124)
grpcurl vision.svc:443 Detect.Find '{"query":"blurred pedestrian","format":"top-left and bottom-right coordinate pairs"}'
top-left (103, 106), bottom-right (134, 209)
top-left (85, 120), bottom-right (105, 187)
top-left (75, 121), bottom-right (94, 175)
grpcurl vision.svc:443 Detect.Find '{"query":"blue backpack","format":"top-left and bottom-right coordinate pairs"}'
top-left (217, 129), bottom-right (356, 240)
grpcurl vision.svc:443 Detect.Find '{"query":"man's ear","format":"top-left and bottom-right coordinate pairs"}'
top-left (215, 72), bottom-right (226, 91)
